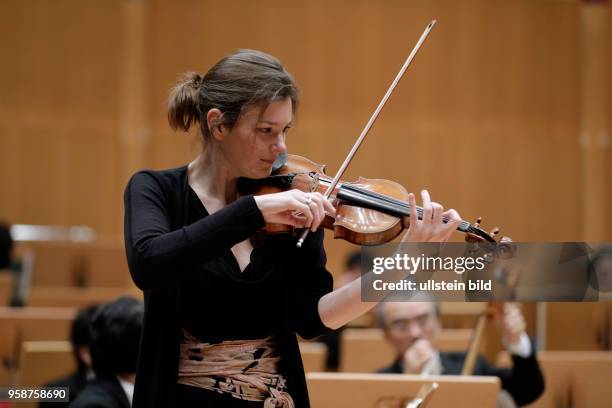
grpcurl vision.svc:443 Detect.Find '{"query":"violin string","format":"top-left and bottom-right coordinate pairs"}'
top-left (319, 178), bottom-right (495, 241)
top-left (322, 178), bottom-right (473, 228)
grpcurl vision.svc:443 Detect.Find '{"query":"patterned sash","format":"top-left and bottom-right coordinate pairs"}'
top-left (177, 329), bottom-right (294, 408)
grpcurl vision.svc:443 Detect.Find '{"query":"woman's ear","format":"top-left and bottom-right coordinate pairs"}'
top-left (206, 108), bottom-right (225, 141)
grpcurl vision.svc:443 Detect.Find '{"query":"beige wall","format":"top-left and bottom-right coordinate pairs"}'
top-left (0, 0), bottom-right (609, 275)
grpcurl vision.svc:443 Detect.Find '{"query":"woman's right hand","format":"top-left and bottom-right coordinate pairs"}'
top-left (253, 190), bottom-right (336, 232)
top-left (401, 189), bottom-right (462, 243)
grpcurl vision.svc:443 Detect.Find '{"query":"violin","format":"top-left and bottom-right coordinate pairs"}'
top-left (238, 153), bottom-right (499, 245)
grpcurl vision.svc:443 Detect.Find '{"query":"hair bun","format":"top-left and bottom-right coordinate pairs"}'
top-left (167, 72), bottom-right (203, 132)
top-left (187, 72), bottom-right (203, 88)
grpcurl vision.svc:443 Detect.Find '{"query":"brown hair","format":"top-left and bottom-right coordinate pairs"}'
top-left (167, 49), bottom-right (299, 139)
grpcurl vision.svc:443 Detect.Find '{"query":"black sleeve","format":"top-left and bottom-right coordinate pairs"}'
top-left (124, 171), bottom-right (266, 290)
top-left (476, 348), bottom-right (545, 407)
top-left (286, 229), bottom-right (334, 340)
top-left (68, 400), bottom-right (107, 408)
top-left (375, 361), bottom-right (402, 374)
top-left (67, 389), bottom-right (111, 408)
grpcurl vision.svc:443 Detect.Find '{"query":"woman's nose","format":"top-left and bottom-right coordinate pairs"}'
top-left (271, 134), bottom-right (286, 154)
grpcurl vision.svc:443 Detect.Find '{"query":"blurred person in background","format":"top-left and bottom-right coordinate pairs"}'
top-left (69, 297), bottom-right (143, 408)
top-left (376, 295), bottom-right (544, 406)
top-left (0, 223), bottom-right (14, 306)
top-left (0, 223), bottom-right (12, 272)
top-left (41, 305), bottom-right (99, 408)
top-left (0, 222), bottom-right (32, 307)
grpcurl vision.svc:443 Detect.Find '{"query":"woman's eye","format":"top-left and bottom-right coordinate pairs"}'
top-left (258, 128), bottom-right (272, 134)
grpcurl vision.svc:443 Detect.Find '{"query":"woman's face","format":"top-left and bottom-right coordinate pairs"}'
top-left (217, 97), bottom-right (292, 179)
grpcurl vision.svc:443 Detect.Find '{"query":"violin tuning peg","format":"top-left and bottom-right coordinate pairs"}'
top-left (492, 227), bottom-right (500, 235)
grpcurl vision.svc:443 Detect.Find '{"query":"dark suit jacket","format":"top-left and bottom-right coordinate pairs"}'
top-left (68, 377), bottom-right (130, 408)
top-left (377, 349), bottom-right (545, 407)
top-left (40, 370), bottom-right (88, 408)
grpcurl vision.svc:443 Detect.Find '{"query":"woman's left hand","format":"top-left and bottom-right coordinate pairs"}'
top-left (401, 190), bottom-right (462, 243)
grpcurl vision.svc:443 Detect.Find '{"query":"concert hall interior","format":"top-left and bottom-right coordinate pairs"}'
top-left (0, 1), bottom-right (611, 407)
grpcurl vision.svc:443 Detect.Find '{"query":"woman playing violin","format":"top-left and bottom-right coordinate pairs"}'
top-left (123, 49), bottom-right (462, 408)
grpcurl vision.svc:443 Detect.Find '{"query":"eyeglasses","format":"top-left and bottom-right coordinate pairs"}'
top-left (387, 312), bottom-right (435, 334)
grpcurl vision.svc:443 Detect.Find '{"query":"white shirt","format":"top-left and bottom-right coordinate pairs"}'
top-left (419, 333), bottom-right (532, 376)
top-left (503, 333), bottom-right (532, 358)
top-left (117, 376), bottom-right (134, 406)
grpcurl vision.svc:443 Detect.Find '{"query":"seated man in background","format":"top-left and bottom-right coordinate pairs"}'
top-left (69, 297), bottom-right (143, 408)
top-left (0, 223), bottom-right (12, 271)
top-left (0, 221), bottom-right (31, 306)
top-left (0, 223), bottom-right (14, 306)
top-left (376, 294), bottom-right (545, 407)
top-left (41, 305), bottom-right (99, 408)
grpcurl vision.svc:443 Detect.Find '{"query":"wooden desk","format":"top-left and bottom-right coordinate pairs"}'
top-left (307, 373), bottom-right (500, 408)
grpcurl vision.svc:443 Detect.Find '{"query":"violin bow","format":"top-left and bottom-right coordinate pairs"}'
top-left (297, 19), bottom-right (437, 248)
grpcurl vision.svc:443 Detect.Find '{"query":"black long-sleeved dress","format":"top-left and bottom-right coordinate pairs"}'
top-left (123, 166), bottom-right (333, 408)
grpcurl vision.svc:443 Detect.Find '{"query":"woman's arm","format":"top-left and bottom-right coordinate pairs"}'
top-left (125, 171), bottom-right (334, 291)
top-left (318, 190), bottom-right (462, 329)
top-left (317, 275), bottom-right (377, 330)
top-left (124, 171), bottom-right (266, 290)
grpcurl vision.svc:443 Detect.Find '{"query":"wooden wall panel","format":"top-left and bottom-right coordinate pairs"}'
top-left (0, 0), bottom-right (124, 234)
top-left (580, 2), bottom-right (610, 241)
top-left (609, 0), bottom-right (612, 239)
top-left (0, 0), bottom-right (608, 273)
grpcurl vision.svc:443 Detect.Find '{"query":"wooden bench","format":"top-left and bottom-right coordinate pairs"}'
top-left (299, 342), bottom-right (327, 372)
top-left (539, 303), bottom-right (609, 350)
top-left (27, 242), bottom-right (89, 287)
top-left (27, 286), bottom-right (141, 308)
top-left (15, 341), bottom-right (74, 408)
top-left (16, 340), bottom-right (74, 386)
top-left (572, 362), bottom-right (612, 408)
top-left (0, 307), bottom-right (76, 386)
top-left (339, 328), bottom-right (473, 373)
top-left (496, 350), bottom-right (612, 408)
top-left (86, 241), bottom-right (132, 287)
top-left (25, 241), bottom-right (130, 288)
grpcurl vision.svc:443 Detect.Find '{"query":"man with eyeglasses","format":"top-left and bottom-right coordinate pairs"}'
top-left (376, 296), bottom-right (545, 407)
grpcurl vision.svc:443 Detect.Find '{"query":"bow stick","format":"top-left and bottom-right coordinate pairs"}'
top-left (297, 19), bottom-right (437, 248)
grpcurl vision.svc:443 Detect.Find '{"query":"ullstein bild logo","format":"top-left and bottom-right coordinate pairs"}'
top-left (361, 243), bottom-right (610, 302)
top-left (371, 278), bottom-right (492, 292)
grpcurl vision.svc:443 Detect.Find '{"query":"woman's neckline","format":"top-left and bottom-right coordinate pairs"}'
top-left (184, 165), bottom-right (260, 278)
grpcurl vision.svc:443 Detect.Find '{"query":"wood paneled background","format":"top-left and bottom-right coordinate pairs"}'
top-left (0, 0), bottom-right (609, 275)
